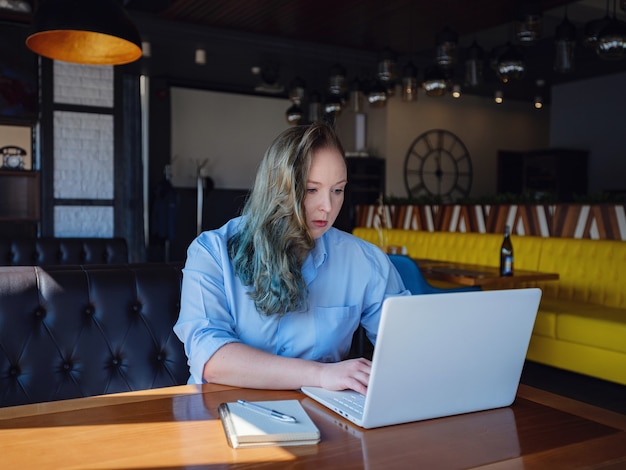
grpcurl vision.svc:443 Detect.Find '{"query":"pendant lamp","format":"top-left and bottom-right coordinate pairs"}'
top-left (554, 14), bottom-right (577, 73)
top-left (464, 40), bottom-right (484, 87)
top-left (401, 62), bottom-right (419, 102)
top-left (496, 43), bottom-right (526, 83)
top-left (26, 0), bottom-right (142, 65)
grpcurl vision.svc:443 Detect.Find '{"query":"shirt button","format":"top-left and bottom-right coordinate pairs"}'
top-left (279, 347), bottom-right (286, 353)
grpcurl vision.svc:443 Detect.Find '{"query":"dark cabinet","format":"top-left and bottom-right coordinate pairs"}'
top-left (335, 157), bottom-right (385, 232)
top-left (497, 149), bottom-right (588, 201)
top-left (0, 170), bottom-right (40, 237)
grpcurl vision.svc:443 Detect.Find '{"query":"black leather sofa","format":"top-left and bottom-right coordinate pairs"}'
top-left (0, 237), bottom-right (128, 266)
top-left (0, 263), bottom-right (189, 407)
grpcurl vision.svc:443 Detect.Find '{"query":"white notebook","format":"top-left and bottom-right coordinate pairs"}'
top-left (218, 399), bottom-right (320, 448)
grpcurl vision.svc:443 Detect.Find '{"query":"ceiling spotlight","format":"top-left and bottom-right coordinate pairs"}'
top-left (534, 96), bottom-right (543, 109)
top-left (451, 84), bottom-right (461, 98)
top-left (435, 26), bottom-right (458, 68)
top-left (495, 90), bottom-right (503, 104)
top-left (422, 66), bottom-right (448, 97)
top-left (465, 40), bottom-right (484, 87)
top-left (554, 14), bottom-right (577, 73)
top-left (401, 62), bottom-right (419, 102)
top-left (515, 1), bottom-right (543, 45)
top-left (25, 0), bottom-right (142, 65)
top-left (496, 43), bottom-right (526, 83)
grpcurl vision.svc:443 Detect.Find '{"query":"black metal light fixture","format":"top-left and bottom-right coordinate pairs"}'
top-left (367, 80), bottom-right (388, 107)
top-left (285, 103), bottom-right (303, 125)
top-left (514, 1), bottom-right (543, 45)
top-left (288, 77), bottom-right (306, 105)
top-left (328, 63), bottom-right (347, 95)
top-left (348, 78), bottom-right (364, 113)
top-left (401, 62), bottom-right (419, 102)
top-left (435, 26), bottom-right (458, 68)
top-left (583, 0), bottom-right (611, 49)
top-left (464, 40), bottom-right (484, 87)
top-left (324, 93), bottom-right (343, 116)
top-left (496, 43), bottom-right (526, 83)
top-left (422, 65), bottom-right (448, 97)
top-left (286, 77), bottom-right (306, 125)
top-left (377, 47), bottom-right (397, 87)
top-left (308, 91), bottom-right (322, 123)
top-left (596, 0), bottom-right (626, 60)
top-left (554, 13), bottom-right (577, 73)
top-left (26, 0), bottom-right (142, 65)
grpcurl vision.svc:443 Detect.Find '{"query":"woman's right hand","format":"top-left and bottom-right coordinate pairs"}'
top-left (318, 357), bottom-right (372, 395)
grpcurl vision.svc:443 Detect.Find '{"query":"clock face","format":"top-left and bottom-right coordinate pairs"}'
top-left (404, 129), bottom-right (472, 202)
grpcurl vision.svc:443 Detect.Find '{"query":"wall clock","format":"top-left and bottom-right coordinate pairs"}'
top-left (403, 129), bottom-right (472, 202)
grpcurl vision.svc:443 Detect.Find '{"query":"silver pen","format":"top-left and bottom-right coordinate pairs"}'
top-left (236, 399), bottom-right (297, 423)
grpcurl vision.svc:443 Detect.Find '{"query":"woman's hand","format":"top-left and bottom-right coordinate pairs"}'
top-left (319, 357), bottom-right (372, 395)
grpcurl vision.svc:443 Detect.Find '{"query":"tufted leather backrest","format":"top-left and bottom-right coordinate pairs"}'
top-left (0, 263), bottom-right (189, 407)
top-left (0, 238), bottom-right (129, 266)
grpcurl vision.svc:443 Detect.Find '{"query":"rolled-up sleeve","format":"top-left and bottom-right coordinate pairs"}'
top-left (174, 229), bottom-right (242, 383)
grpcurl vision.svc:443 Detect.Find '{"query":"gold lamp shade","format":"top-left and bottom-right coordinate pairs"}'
top-left (26, 0), bottom-right (142, 65)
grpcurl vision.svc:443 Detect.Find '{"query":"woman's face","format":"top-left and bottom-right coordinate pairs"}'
top-left (304, 147), bottom-right (347, 239)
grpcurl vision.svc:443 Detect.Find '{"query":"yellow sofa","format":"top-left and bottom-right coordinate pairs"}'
top-left (353, 228), bottom-right (626, 386)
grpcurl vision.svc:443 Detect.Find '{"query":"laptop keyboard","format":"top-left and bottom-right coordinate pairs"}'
top-left (333, 391), bottom-right (365, 416)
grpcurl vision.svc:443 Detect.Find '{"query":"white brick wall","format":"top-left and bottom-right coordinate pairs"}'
top-left (53, 111), bottom-right (114, 199)
top-left (54, 206), bottom-right (114, 237)
top-left (53, 61), bottom-right (113, 107)
top-left (52, 61), bottom-right (115, 237)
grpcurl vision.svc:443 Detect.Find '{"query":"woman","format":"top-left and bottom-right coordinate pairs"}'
top-left (174, 123), bottom-right (407, 395)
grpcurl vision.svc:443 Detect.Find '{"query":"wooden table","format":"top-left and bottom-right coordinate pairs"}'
top-left (415, 258), bottom-right (560, 288)
top-left (1, 383), bottom-right (624, 469)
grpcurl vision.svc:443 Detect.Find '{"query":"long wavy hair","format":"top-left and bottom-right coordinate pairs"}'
top-left (228, 123), bottom-right (345, 316)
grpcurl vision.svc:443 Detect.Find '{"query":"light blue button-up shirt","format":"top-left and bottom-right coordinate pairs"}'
top-left (174, 216), bottom-right (409, 383)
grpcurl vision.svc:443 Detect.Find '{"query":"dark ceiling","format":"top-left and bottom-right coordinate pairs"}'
top-left (5, 1), bottom-right (626, 102)
top-left (123, 0), bottom-right (626, 101)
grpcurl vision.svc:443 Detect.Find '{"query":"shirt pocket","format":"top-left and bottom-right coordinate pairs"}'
top-left (313, 305), bottom-right (360, 362)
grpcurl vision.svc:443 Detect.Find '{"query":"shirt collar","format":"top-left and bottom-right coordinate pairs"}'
top-left (302, 230), bottom-right (330, 283)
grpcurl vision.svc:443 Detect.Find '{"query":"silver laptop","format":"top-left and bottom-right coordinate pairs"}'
top-left (301, 288), bottom-right (541, 429)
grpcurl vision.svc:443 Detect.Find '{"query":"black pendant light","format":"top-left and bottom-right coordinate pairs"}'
top-left (583, 0), bottom-right (611, 49)
top-left (496, 43), bottom-right (526, 83)
top-left (348, 78), bottom-right (364, 113)
top-left (554, 13), bottom-right (577, 73)
top-left (285, 103), bottom-right (303, 125)
top-left (367, 80), bottom-right (388, 107)
top-left (26, 0), bottom-right (142, 65)
top-left (308, 91), bottom-right (322, 123)
top-left (435, 26), bottom-right (458, 68)
top-left (422, 66), bottom-right (448, 97)
top-left (596, 0), bottom-right (626, 60)
top-left (401, 62), bottom-right (419, 102)
top-left (514, 1), bottom-right (543, 45)
top-left (464, 40), bottom-right (484, 87)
